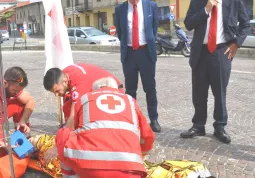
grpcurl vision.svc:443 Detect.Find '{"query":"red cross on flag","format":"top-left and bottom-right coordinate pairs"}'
top-left (42, 0), bottom-right (73, 74)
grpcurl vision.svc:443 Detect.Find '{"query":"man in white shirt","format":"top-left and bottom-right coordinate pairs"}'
top-left (115, 0), bottom-right (161, 132)
top-left (180, 0), bottom-right (250, 143)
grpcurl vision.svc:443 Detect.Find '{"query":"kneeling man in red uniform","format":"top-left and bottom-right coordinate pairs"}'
top-left (43, 63), bottom-right (123, 124)
top-left (0, 67), bottom-right (35, 150)
top-left (56, 77), bottom-right (154, 178)
top-left (43, 63), bottom-right (123, 162)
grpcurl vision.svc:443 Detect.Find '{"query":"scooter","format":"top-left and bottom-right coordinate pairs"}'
top-left (156, 24), bottom-right (191, 57)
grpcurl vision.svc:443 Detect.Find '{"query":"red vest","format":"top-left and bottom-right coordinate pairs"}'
top-left (64, 88), bottom-right (146, 174)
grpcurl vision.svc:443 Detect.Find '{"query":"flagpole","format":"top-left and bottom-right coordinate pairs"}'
top-left (42, 0), bottom-right (74, 127)
top-left (0, 35), bottom-right (15, 178)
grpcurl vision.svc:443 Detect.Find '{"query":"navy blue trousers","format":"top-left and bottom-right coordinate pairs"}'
top-left (122, 47), bottom-right (158, 121)
top-left (192, 44), bottom-right (232, 128)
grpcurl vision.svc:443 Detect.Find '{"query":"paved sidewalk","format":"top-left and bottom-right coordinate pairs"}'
top-left (1, 51), bottom-right (255, 178)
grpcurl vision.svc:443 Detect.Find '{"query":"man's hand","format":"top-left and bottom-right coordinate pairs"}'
top-left (205, 0), bottom-right (219, 13)
top-left (224, 43), bottom-right (239, 60)
top-left (16, 122), bottom-right (30, 133)
top-left (43, 145), bottom-right (58, 165)
top-left (0, 140), bottom-right (17, 149)
top-left (0, 140), bottom-right (7, 148)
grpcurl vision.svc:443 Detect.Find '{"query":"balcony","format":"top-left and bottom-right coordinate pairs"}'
top-left (65, 1), bottom-right (93, 15)
top-left (92, 0), bottom-right (118, 9)
top-left (64, 0), bottom-right (119, 15)
top-left (28, 15), bottom-right (36, 22)
top-left (76, 1), bottom-right (93, 12)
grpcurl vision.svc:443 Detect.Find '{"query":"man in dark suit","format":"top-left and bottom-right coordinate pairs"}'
top-left (180, 0), bottom-right (250, 143)
top-left (115, 0), bottom-right (161, 132)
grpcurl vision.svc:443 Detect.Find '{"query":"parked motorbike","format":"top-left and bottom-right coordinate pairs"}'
top-left (156, 24), bottom-right (191, 57)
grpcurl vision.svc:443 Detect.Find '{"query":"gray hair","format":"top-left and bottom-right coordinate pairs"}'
top-left (92, 77), bottom-right (118, 90)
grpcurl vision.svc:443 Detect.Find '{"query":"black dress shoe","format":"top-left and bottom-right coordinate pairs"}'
top-left (213, 126), bottom-right (231, 144)
top-left (150, 120), bottom-right (161, 133)
top-left (180, 126), bottom-right (206, 138)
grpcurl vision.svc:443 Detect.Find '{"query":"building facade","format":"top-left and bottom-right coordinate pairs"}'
top-left (0, 5), bottom-right (16, 32)
top-left (15, 2), bottom-right (45, 35)
top-left (0, 0), bottom-right (17, 32)
top-left (63, 0), bottom-right (255, 32)
top-left (62, 0), bottom-right (119, 32)
top-left (0, 0), bottom-right (16, 11)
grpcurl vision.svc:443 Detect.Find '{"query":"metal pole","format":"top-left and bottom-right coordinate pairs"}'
top-left (38, 2), bottom-right (43, 35)
top-left (25, 35), bottom-right (27, 50)
top-left (0, 35), bottom-right (15, 178)
top-left (13, 10), bottom-right (18, 50)
top-left (169, 0), bottom-right (171, 35)
top-left (72, 0), bottom-right (74, 26)
top-left (12, 28), bottom-right (16, 51)
top-left (98, 11), bottom-right (99, 29)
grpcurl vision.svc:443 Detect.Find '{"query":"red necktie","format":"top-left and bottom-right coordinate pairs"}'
top-left (208, 6), bottom-right (218, 53)
top-left (132, 5), bottom-right (139, 50)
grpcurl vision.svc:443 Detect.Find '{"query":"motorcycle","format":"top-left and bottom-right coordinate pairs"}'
top-left (156, 24), bottom-right (191, 57)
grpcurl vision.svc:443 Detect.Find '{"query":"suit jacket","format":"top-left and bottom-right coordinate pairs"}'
top-left (184, 0), bottom-right (250, 69)
top-left (115, 0), bottom-right (159, 63)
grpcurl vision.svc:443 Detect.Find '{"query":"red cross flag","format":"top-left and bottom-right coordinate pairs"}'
top-left (42, 0), bottom-right (73, 73)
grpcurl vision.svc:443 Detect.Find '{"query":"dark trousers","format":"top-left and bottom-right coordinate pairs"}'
top-left (122, 47), bottom-right (158, 121)
top-left (192, 44), bottom-right (232, 128)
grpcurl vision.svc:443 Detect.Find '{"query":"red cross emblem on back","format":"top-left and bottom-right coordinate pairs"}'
top-left (96, 94), bottom-right (126, 114)
top-left (101, 96), bottom-right (121, 110)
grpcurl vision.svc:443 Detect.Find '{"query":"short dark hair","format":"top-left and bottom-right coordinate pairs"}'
top-left (4, 66), bottom-right (28, 87)
top-left (43, 68), bottom-right (63, 91)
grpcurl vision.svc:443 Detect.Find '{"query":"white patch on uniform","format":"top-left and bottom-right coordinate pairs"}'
top-left (96, 94), bottom-right (125, 114)
top-left (72, 91), bottom-right (79, 101)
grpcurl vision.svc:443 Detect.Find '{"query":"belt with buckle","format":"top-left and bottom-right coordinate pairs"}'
top-left (202, 43), bottom-right (227, 49)
top-left (128, 44), bottom-right (148, 50)
top-left (139, 44), bottom-right (148, 49)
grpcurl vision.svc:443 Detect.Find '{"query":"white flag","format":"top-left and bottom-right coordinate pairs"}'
top-left (29, 0), bottom-right (42, 3)
top-left (42, 0), bottom-right (73, 74)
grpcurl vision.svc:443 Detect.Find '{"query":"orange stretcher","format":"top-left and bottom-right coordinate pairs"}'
top-left (0, 148), bottom-right (29, 178)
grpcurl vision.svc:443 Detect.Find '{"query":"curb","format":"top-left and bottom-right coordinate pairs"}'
top-left (2, 44), bottom-right (255, 58)
top-left (71, 44), bottom-right (121, 53)
top-left (235, 47), bottom-right (255, 58)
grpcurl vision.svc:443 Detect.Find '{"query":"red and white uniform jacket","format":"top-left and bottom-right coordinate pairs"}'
top-left (62, 63), bottom-right (123, 103)
top-left (62, 63), bottom-right (123, 124)
top-left (56, 88), bottom-right (154, 177)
